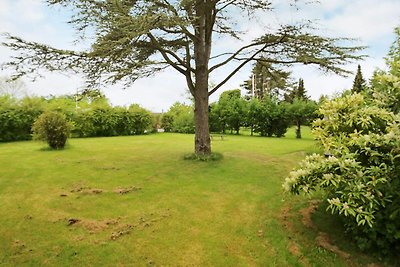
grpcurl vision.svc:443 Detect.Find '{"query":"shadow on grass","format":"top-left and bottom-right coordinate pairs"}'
top-left (183, 152), bottom-right (223, 162)
top-left (38, 143), bottom-right (72, 151)
top-left (312, 203), bottom-right (399, 266)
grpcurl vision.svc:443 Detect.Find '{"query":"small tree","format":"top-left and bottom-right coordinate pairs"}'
top-left (254, 97), bottom-right (290, 137)
top-left (32, 111), bottom-right (71, 149)
top-left (352, 64), bottom-right (367, 93)
top-left (287, 98), bottom-right (317, 138)
top-left (218, 90), bottom-right (246, 134)
top-left (246, 98), bottom-right (261, 136)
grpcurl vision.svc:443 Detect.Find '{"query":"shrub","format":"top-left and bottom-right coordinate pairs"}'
top-left (283, 93), bottom-right (400, 254)
top-left (32, 111), bottom-right (71, 149)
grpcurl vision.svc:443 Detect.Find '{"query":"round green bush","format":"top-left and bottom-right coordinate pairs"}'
top-left (32, 111), bottom-right (71, 149)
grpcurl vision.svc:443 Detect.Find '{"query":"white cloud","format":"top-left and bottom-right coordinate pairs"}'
top-left (0, 1), bottom-right (10, 16)
top-left (15, 0), bottom-right (45, 23)
top-left (324, 0), bottom-right (400, 41)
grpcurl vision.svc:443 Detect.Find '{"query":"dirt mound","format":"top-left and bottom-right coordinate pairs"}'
top-left (316, 232), bottom-right (350, 259)
top-left (113, 186), bottom-right (142, 194)
top-left (299, 200), bottom-right (319, 230)
top-left (66, 185), bottom-right (141, 196)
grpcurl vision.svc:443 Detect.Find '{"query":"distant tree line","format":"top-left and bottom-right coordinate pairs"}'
top-left (0, 91), bottom-right (154, 142)
top-left (161, 78), bottom-right (318, 139)
top-left (208, 88), bottom-right (318, 138)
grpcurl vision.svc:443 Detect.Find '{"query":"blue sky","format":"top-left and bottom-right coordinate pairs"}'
top-left (0, 0), bottom-right (399, 112)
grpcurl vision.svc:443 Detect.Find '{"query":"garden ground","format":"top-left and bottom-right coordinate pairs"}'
top-left (0, 129), bottom-right (387, 266)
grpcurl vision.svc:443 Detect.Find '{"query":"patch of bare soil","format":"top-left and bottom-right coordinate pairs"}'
top-left (66, 185), bottom-right (141, 196)
top-left (278, 206), bottom-right (311, 266)
top-left (111, 224), bottom-right (133, 240)
top-left (279, 206), bottom-right (295, 232)
top-left (288, 241), bottom-right (301, 257)
top-left (65, 211), bottom-right (172, 241)
top-left (299, 200), bottom-right (383, 266)
top-left (113, 186), bottom-right (142, 194)
top-left (316, 232), bottom-right (350, 259)
top-left (67, 218), bottom-right (120, 232)
top-left (299, 200), bottom-right (352, 258)
top-left (299, 200), bottom-right (319, 230)
top-left (70, 187), bottom-right (103, 194)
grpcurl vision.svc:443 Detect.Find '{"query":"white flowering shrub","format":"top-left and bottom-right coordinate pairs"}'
top-left (283, 90), bottom-right (400, 253)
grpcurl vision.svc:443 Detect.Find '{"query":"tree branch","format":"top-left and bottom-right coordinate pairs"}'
top-left (209, 43), bottom-right (270, 95)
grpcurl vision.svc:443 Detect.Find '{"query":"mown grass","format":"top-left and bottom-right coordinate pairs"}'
top-left (0, 128), bottom-right (384, 266)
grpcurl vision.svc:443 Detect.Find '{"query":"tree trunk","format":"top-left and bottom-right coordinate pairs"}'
top-left (193, 76), bottom-right (211, 155)
top-left (296, 121), bottom-right (301, 139)
top-left (191, 2), bottom-right (213, 156)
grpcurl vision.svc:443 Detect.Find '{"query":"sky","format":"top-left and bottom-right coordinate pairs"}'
top-left (0, 0), bottom-right (399, 112)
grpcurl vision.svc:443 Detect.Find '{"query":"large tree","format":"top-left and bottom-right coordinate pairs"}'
top-left (2, 0), bottom-right (364, 155)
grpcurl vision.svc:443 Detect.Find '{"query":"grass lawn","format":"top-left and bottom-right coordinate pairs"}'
top-left (0, 128), bottom-right (385, 266)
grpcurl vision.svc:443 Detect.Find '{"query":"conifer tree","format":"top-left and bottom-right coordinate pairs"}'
top-left (241, 62), bottom-right (292, 99)
top-left (284, 78), bottom-right (308, 102)
top-left (352, 65), bottom-right (366, 93)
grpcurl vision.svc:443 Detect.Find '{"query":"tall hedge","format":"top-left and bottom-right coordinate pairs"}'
top-left (0, 96), bottom-right (43, 142)
top-left (0, 95), bottom-right (153, 141)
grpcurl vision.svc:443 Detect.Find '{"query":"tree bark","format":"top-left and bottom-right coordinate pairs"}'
top-left (296, 121), bottom-right (302, 139)
top-left (193, 78), bottom-right (211, 155)
top-left (191, 1), bottom-right (213, 156)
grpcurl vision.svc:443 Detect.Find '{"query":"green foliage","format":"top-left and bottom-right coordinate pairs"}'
top-left (386, 27), bottom-right (400, 77)
top-left (161, 113), bottom-right (174, 132)
top-left (0, 94), bottom-right (152, 141)
top-left (0, 96), bottom-right (44, 142)
top-left (241, 61), bottom-right (293, 99)
top-left (284, 78), bottom-right (308, 102)
top-left (162, 103), bottom-right (195, 134)
top-left (286, 98), bottom-right (318, 138)
top-left (245, 98), bottom-right (262, 136)
top-left (217, 90), bottom-right (247, 134)
top-left (73, 105), bottom-right (152, 137)
top-left (253, 97), bottom-right (290, 137)
top-left (32, 111), bottom-right (71, 149)
top-left (285, 32), bottom-right (400, 253)
top-left (284, 91), bottom-right (400, 254)
top-left (208, 102), bottom-right (222, 133)
top-left (209, 93), bottom-right (298, 137)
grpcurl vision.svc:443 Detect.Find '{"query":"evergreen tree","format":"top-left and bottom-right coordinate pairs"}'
top-left (241, 62), bottom-right (292, 100)
top-left (352, 65), bottom-right (366, 93)
top-left (284, 78), bottom-right (308, 102)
